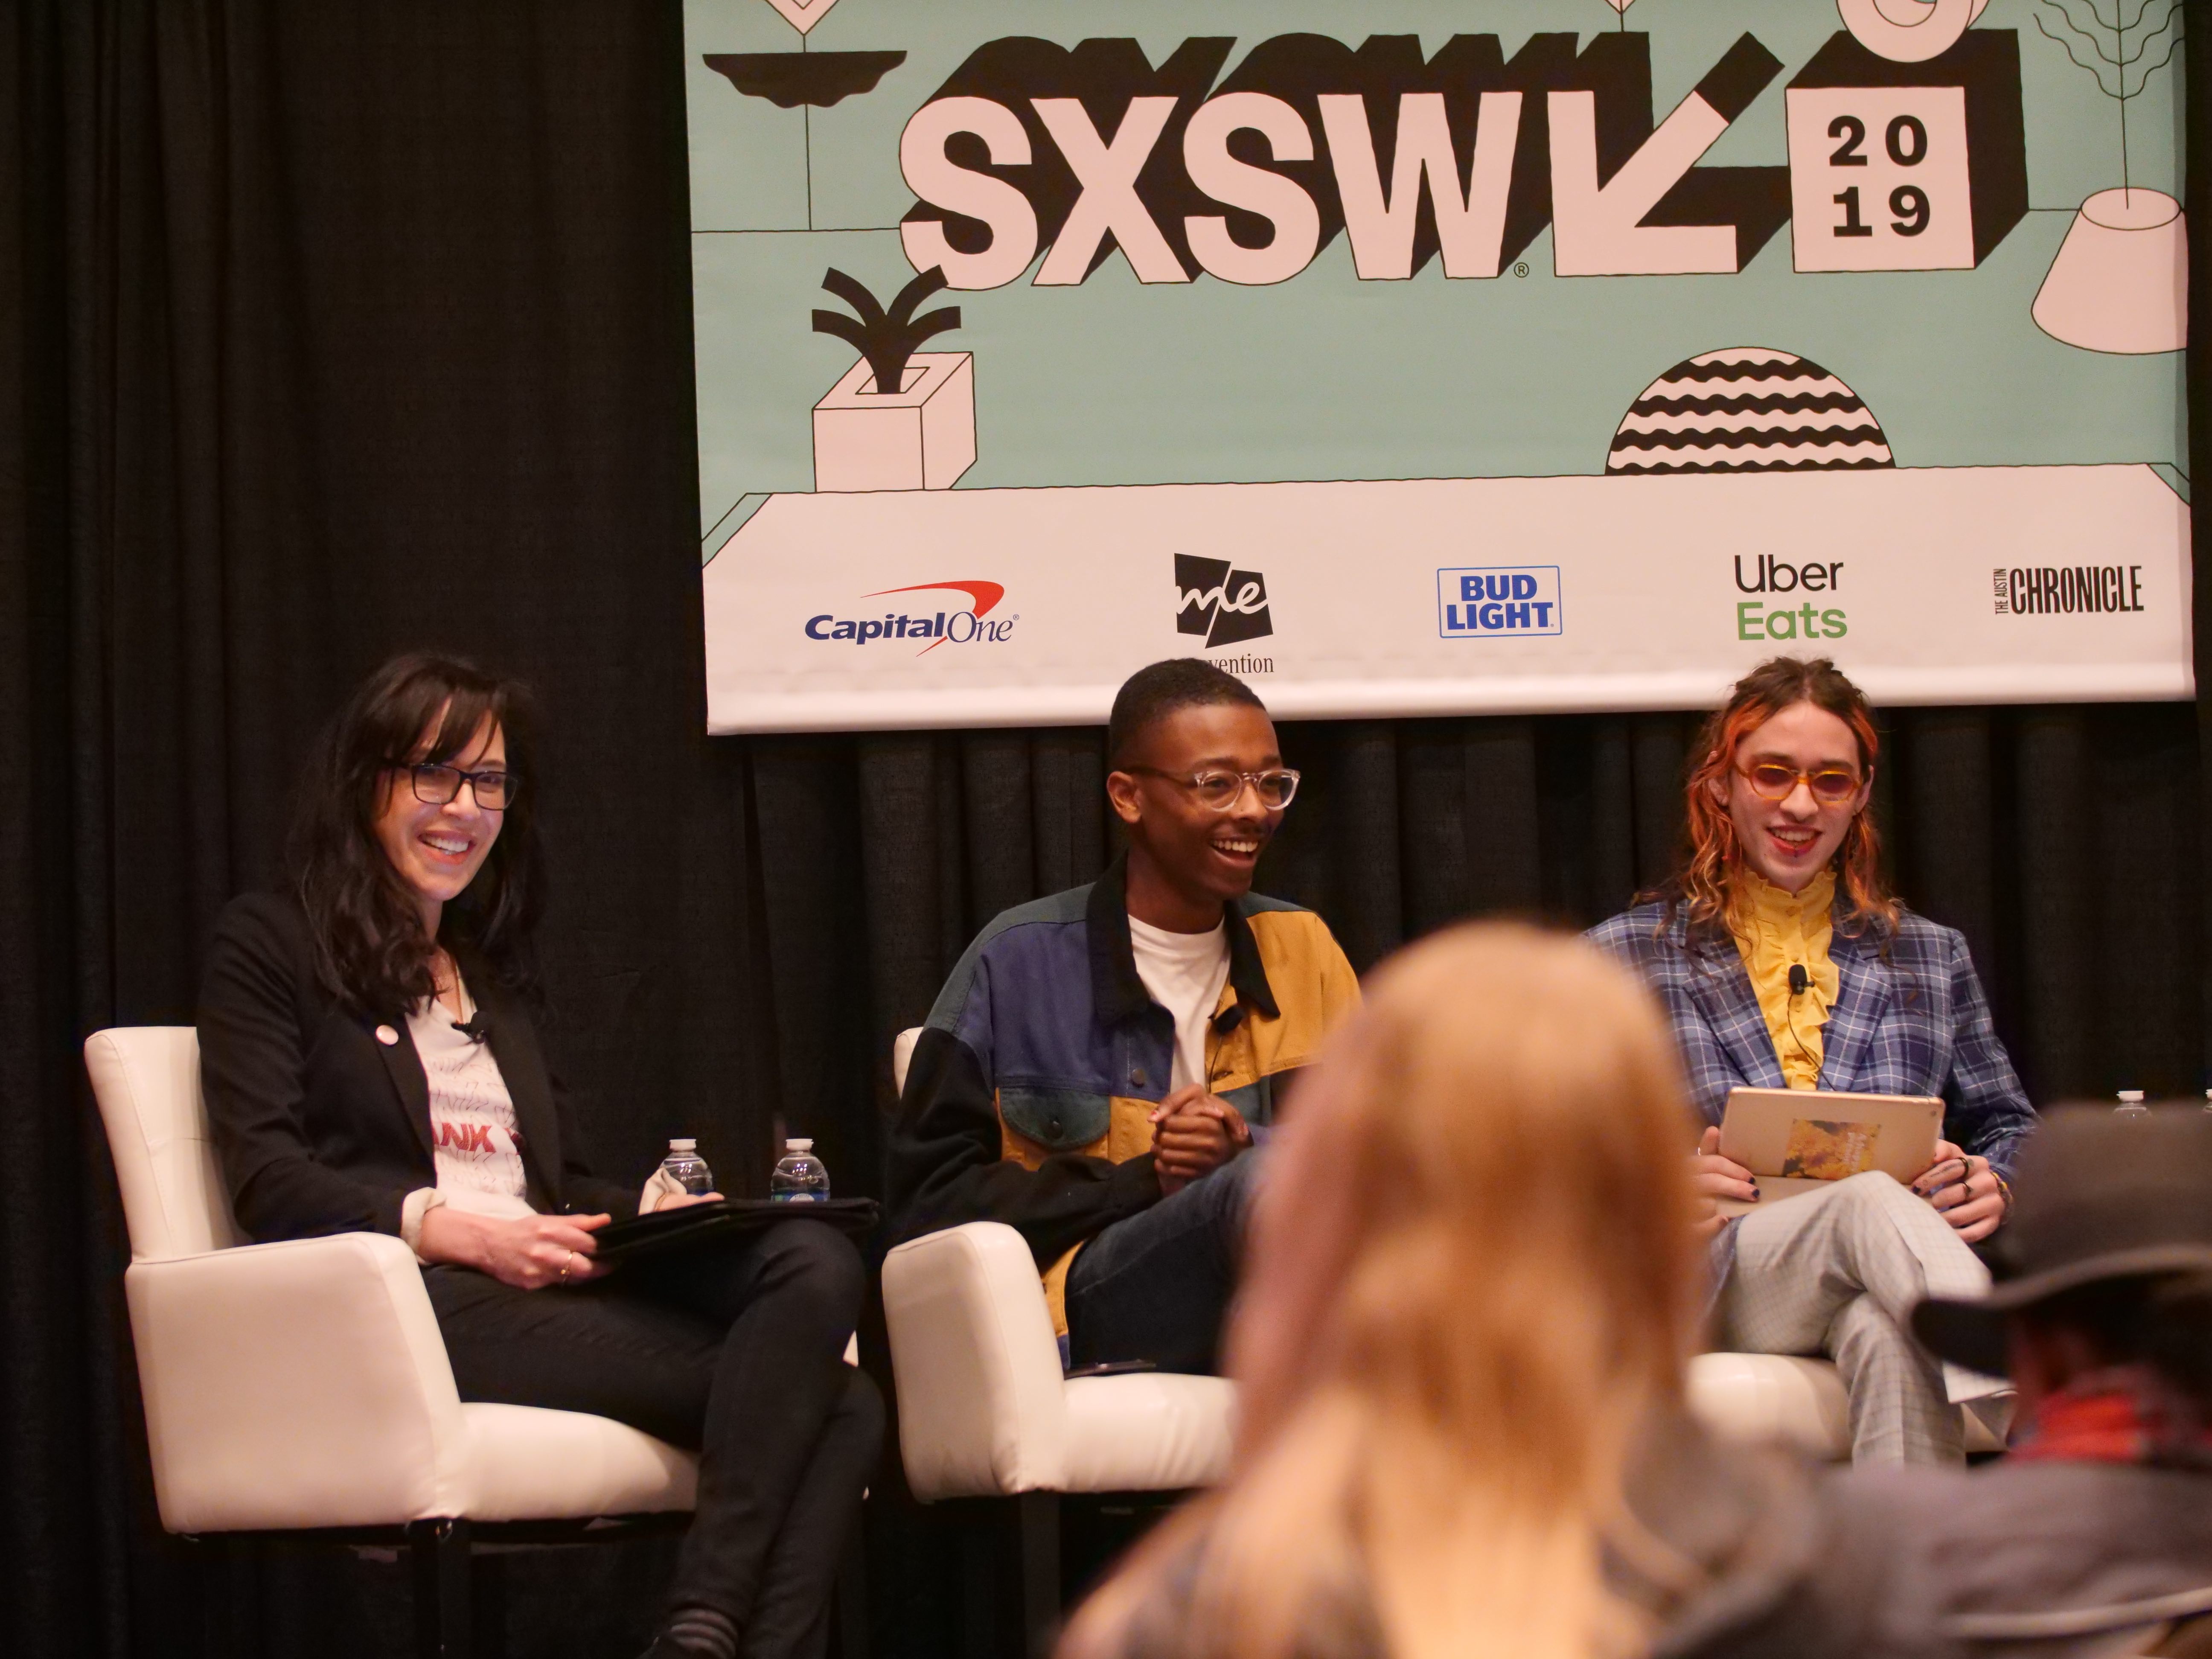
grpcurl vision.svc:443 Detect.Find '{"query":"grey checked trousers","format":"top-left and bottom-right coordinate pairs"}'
top-left (1716, 1171), bottom-right (2003, 1465)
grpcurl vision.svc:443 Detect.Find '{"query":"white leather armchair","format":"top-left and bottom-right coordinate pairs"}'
top-left (880, 1028), bottom-right (1990, 1489)
top-left (86, 1026), bottom-right (696, 1658)
top-left (881, 1029), bottom-right (1235, 1659)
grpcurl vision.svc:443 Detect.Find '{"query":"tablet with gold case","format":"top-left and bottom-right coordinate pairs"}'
top-left (1711, 1087), bottom-right (1944, 1217)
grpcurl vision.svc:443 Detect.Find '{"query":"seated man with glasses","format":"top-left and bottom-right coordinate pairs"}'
top-left (887, 658), bottom-right (1359, 1374)
top-left (1591, 655), bottom-right (2036, 1465)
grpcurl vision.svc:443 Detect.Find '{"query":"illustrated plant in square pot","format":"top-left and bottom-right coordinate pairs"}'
top-left (810, 267), bottom-right (975, 492)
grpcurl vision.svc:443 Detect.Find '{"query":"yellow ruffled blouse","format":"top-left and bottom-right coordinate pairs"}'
top-left (1732, 868), bottom-right (1839, 1089)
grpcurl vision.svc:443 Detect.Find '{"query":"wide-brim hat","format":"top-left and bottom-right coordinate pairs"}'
top-left (1912, 1105), bottom-right (2212, 1379)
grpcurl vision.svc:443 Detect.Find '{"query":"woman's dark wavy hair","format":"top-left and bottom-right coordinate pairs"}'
top-left (289, 652), bottom-right (545, 1014)
top-left (1650, 655), bottom-right (1899, 946)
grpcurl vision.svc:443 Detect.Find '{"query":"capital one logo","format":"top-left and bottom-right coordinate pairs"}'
top-left (1176, 555), bottom-right (1272, 649)
top-left (803, 579), bottom-right (1016, 654)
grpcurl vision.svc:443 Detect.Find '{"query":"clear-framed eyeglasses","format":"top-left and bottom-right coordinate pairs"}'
top-left (1127, 766), bottom-right (1301, 812)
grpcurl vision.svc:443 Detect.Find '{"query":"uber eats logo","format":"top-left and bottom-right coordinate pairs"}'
top-left (1734, 554), bottom-right (1848, 641)
top-left (1176, 554), bottom-right (1272, 648)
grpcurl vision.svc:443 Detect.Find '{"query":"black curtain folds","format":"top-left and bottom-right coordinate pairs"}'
top-left (3, 4), bottom-right (2206, 1657)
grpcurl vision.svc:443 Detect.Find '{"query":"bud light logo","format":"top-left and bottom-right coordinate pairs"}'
top-left (1437, 567), bottom-right (1563, 638)
top-left (803, 580), bottom-right (1016, 655)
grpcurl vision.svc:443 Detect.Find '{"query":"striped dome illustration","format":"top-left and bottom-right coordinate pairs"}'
top-left (1606, 347), bottom-right (1894, 475)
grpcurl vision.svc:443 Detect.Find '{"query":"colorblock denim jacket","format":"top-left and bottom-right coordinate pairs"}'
top-left (886, 855), bottom-right (1360, 1324)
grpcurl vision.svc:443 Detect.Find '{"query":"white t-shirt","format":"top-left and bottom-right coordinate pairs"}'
top-left (407, 986), bottom-right (533, 1220)
top-left (1127, 914), bottom-right (1232, 1094)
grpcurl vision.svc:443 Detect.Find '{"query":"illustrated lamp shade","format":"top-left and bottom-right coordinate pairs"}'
top-left (1607, 348), bottom-right (1895, 475)
top-left (2031, 189), bottom-right (2188, 355)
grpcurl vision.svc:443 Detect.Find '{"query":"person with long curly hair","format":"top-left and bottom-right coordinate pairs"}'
top-left (1063, 923), bottom-right (1854, 1659)
top-left (1590, 656), bottom-right (2034, 1464)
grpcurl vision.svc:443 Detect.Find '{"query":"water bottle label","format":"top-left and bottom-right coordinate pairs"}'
top-left (771, 1191), bottom-right (822, 1203)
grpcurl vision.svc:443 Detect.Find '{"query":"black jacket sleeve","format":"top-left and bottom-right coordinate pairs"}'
top-left (885, 1024), bottom-right (1160, 1267)
top-left (198, 894), bottom-right (413, 1241)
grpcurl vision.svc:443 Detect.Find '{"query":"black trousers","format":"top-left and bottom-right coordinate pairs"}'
top-left (423, 1219), bottom-right (883, 1659)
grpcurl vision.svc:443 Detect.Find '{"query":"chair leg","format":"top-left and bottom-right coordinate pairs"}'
top-left (474, 1548), bottom-right (508, 1659)
top-left (409, 1518), bottom-right (474, 1659)
top-left (1013, 1492), bottom-right (1060, 1659)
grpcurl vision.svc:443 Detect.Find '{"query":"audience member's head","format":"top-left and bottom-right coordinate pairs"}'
top-left (1669, 654), bottom-right (1894, 936)
top-left (1915, 1106), bottom-right (2212, 1444)
top-left (1067, 923), bottom-right (1704, 1659)
top-left (1104, 660), bottom-right (1289, 917)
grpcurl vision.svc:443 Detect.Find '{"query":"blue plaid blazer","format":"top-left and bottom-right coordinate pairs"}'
top-left (1588, 899), bottom-right (2036, 1182)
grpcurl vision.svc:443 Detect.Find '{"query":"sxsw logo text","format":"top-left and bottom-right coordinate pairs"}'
top-left (804, 580), bottom-right (1016, 654)
top-left (1177, 554), bottom-right (1272, 649)
top-left (1438, 567), bottom-right (1562, 638)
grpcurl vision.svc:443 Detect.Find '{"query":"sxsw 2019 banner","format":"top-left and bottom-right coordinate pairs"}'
top-left (686, 0), bottom-right (2189, 733)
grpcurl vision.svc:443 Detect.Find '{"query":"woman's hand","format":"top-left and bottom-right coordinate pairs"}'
top-left (417, 1206), bottom-right (612, 1290)
top-left (1689, 1125), bottom-right (1755, 1237)
top-left (1913, 1140), bottom-right (2005, 1242)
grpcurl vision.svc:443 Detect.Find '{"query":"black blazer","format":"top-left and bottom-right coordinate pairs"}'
top-left (198, 891), bottom-right (638, 1243)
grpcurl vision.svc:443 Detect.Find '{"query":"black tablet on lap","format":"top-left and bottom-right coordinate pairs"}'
top-left (589, 1197), bottom-right (879, 1267)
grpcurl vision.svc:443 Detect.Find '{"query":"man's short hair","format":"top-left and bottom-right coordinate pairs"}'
top-left (1107, 659), bottom-right (1266, 768)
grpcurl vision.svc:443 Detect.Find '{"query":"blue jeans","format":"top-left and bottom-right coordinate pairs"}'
top-left (1064, 1149), bottom-right (1264, 1376)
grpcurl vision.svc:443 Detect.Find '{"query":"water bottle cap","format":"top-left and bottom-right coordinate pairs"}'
top-left (2118, 1091), bottom-right (2146, 1103)
top-left (786, 1138), bottom-right (813, 1152)
top-left (669, 1138), bottom-right (697, 1150)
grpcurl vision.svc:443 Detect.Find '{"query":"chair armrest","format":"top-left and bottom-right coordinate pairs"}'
top-left (882, 1222), bottom-right (1068, 1500)
top-left (127, 1231), bottom-right (471, 1532)
top-left (1687, 1352), bottom-right (1852, 1462)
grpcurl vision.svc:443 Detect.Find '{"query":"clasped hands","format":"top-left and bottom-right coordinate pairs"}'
top-left (1150, 1084), bottom-right (1252, 1196)
top-left (416, 1186), bottom-right (724, 1292)
top-left (1687, 1125), bottom-right (2005, 1243)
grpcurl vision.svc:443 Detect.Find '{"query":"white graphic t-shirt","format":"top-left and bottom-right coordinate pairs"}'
top-left (1127, 914), bottom-right (1232, 1094)
top-left (407, 987), bottom-right (533, 1220)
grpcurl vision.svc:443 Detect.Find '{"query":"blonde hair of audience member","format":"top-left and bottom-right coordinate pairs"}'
top-left (1064, 923), bottom-right (1706, 1659)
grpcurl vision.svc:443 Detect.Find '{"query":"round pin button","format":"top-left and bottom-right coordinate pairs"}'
top-left (375, 1025), bottom-right (399, 1047)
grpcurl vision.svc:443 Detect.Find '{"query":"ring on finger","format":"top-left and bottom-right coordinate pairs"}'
top-left (559, 1250), bottom-right (575, 1283)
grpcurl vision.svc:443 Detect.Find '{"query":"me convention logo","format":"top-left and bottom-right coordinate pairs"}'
top-left (803, 580), bottom-right (1017, 655)
top-left (1176, 554), bottom-right (1272, 649)
top-left (1437, 567), bottom-right (1563, 638)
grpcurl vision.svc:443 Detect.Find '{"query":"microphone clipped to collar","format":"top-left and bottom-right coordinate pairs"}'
top-left (1787, 963), bottom-right (1810, 998)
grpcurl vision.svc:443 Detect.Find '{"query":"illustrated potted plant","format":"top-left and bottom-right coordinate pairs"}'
top-left (809, 267), bottom-right (976, 492)
top-left (2029, 0), bottom-right (2186, 353)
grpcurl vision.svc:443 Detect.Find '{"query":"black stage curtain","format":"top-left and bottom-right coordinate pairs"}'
top-left (3, 4), bottom-right (2206, 1657)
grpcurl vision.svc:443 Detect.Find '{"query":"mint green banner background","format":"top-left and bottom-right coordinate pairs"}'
top-left (685, 0), bottom-right (2185, 545)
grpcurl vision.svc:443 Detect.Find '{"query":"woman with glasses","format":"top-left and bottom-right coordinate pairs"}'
top-left (1589, 655), bottom-right (2034, 1465)
top-left (197, 653), bottom-right (880, 1659)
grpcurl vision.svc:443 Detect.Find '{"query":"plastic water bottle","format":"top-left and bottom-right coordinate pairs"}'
top-left (771, 1138), bottom-right (831, 1203)
top-left (660, 1138), bottom-right (714, 1196)
top-left (2115, 1090), bottom-right (2151, 1120)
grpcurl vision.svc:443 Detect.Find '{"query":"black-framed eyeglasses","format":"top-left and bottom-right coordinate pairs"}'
top-left (386, 760), bottom-right (521, 811)
top-left (1126, 766), bottom-right (1300, 812)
